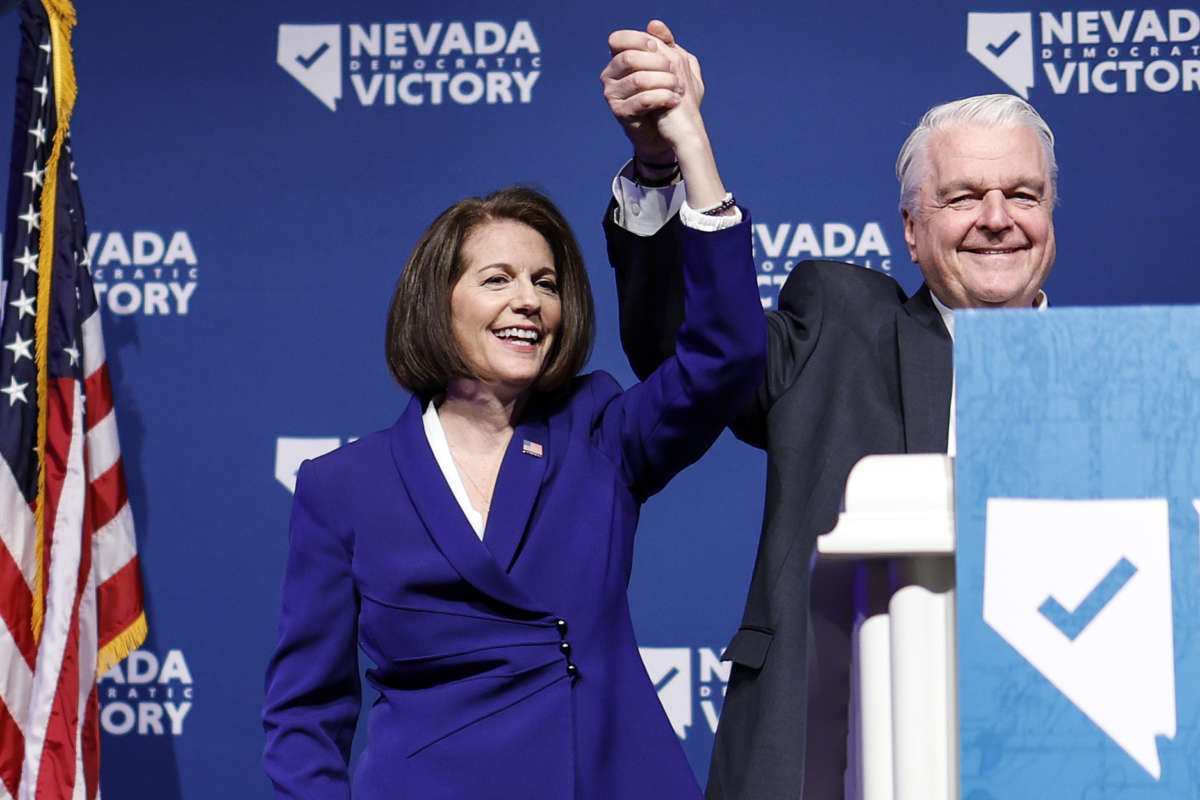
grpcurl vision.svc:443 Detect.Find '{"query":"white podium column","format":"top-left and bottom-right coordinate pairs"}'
top-left (816, 454), bottom-right (958, 800)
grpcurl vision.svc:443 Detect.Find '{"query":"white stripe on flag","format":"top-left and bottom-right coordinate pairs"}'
top-left (80, 310), bottom-right (104, 379)
top-left (72, 567), bottom-right (97, 800)
top-left (84, 410), bottom-right (119, 480)
top-left (18, 384), bottom-right (86, 800)
top-left (0, 460), bottom-right (36, 591)
top-left (92, 503), bottom-right (135, 585)
top-left (0, 608), bottom-right (33, 737)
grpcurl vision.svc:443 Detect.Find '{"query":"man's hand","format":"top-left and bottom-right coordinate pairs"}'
top-left (601, 20), bottom-right (706, 164)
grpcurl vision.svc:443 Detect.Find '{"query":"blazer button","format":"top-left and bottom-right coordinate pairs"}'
top-left (566, 662), bottom-right (578, 678)
top-left (555, 619), bottom-right (568, 636)
top-left (559, 641), bottom-right (572, 656)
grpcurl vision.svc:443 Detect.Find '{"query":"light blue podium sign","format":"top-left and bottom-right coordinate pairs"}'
top-left (955, 307), bottom-right (1200, 799)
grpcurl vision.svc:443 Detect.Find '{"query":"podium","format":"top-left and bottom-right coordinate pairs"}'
top-left (817, 453), bottom-right (957, 800)
top-left (813, 306), bottom-right (1200, 800)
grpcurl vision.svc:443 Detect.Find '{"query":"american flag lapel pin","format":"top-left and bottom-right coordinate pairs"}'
top-left (522, 439), bottom-right (544, 458)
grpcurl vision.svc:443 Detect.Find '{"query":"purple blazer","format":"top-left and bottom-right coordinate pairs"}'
top-left (262, 219), bottom-right (765, 799)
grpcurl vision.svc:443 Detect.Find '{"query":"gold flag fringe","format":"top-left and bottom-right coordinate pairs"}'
top-left (31, 0), bottom-right (79, 643)
top-left (96, 612), bottom-right (148, 677)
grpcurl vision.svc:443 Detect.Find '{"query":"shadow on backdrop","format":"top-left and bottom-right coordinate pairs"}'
top-left (97, 313), bottom-right (183, 800)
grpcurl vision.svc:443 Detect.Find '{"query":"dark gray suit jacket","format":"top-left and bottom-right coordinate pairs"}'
top-left (606, 208), bottom-right (952, 800)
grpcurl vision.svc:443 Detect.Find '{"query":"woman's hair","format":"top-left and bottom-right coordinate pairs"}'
top-left (385, 186), bottom-right (595, 398)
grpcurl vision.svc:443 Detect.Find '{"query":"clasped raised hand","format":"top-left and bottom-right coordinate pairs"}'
top-left (601, 20), bottom-right (707, 165)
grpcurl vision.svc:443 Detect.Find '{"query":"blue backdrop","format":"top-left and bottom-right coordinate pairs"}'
top-left (1, 1), bottom-right (1197, 795)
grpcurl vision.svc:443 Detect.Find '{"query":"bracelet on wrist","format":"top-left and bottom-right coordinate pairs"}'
top-left (637, 156), bottom-right (677, 170)
top-left (695, 192), bottom-right (737, 217)
top-left (632, 155), bottom-right (680, 188)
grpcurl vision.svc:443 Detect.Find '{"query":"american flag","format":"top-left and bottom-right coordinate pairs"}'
top-left (0, 1), bottom-right (146, 797)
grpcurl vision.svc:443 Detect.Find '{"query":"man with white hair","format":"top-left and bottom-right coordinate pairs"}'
top-left (602, 20), bottom-right (1056, 800)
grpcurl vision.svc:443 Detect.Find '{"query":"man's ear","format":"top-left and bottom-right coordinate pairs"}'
top-left (901, 209), bottom-right (919, 263)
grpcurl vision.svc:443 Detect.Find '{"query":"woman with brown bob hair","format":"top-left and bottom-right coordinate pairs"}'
top-left (263, 35), bottom-right (764, 798)
top-left (385, 186), bottom-right (595, 400)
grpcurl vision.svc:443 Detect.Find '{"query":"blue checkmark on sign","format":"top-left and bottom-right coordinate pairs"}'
top-left (654, 666), bottom-right (680, 692)
top-left (1039, 557), bottom-right (1137, 640)
top-left (296, 42), bottom-right (330, 70)
top-left (987, 30), bottom-right (1021, 57)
